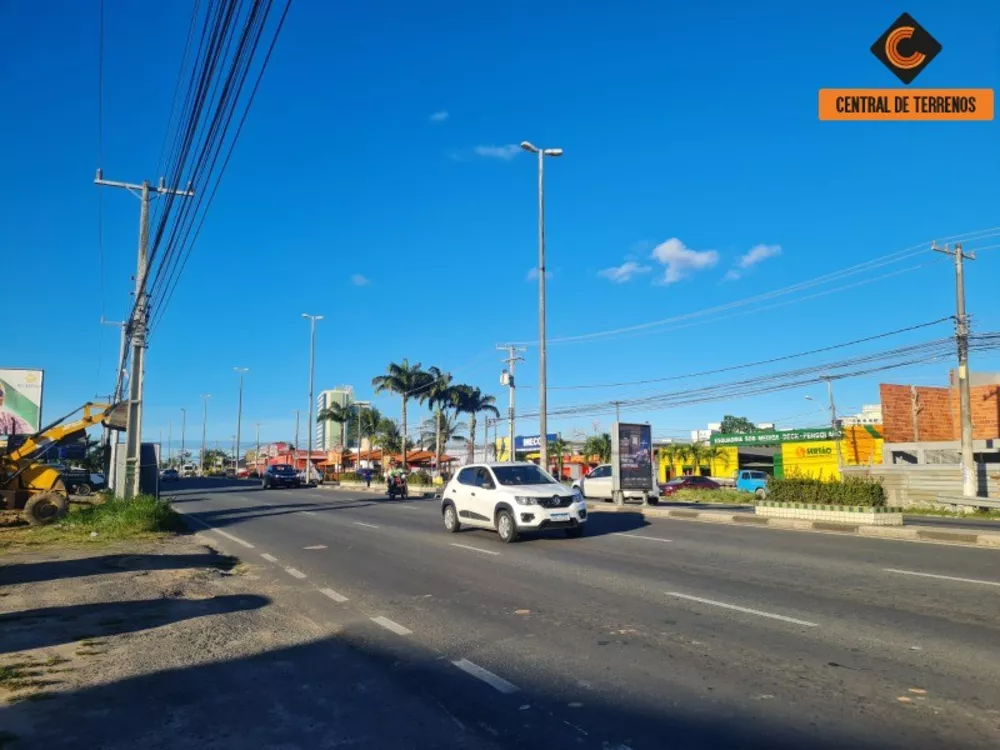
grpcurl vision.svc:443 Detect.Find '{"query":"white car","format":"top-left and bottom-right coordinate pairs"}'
top-left (573, 463), bottom-right (660, 504)
top-left (441, 462), bottom-right (587, 543)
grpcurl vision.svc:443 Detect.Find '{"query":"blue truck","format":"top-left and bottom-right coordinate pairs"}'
top-left (734, 470), bottom-right (769, 499)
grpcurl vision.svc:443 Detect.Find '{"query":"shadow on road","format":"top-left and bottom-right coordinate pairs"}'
top-left (0, 551), bottom-right (238, 587)
top-left (179, 501), bottom-right (376, 530)
top-left (0, 624), bottom-right (922, 750)
top-left (0, 594), bottom-right (269, 654)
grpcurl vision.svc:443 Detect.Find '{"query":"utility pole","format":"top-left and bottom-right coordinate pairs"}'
top-left (200, 394), bottom-right (210, 477)
top-left (520, 141), bottom-right (563, 473)
top-left (612, 401), bottom-right (622, 423)
top-left (234, 367), bottom-right (249, 474)
top-left (180, 408), bottom-right (187, 469)
top-left (934, 241), bottom-right (977, 496)
top-left (824, 377), bottom-right (843, 470)
top-left (302, 314), bottom-right (323, 482)
top-left (167, 421), bottom-right (172, 466)
top-left (294, 409), bottom-right (300, 470)
top-left (910, 385), bottom-right (921, 443)
top-left (497, 344), bottom-right (525, 463)
top-left (95, 172), bottom-right (193, 498)
top-left (255, 422), bottom-right (262, 475)
top-left (100, 316), bottom-right (127, 489)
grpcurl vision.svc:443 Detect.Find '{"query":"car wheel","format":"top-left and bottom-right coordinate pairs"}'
top-left (443, 503), bottom-right (460, 533)
top-left (565, 525), bottom-right (585, 539)
top-left (496, 509), bottom-right (518, 544)
top-left (261, 481), bottom-right (268, 490)
top-left (755, 488), bottom-right (766, 500)
top-left (76, 483), bottom-right (93, 497)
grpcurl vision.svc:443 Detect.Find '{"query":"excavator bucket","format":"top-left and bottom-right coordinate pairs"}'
top-left (102, 403), bottom-right (129, 431)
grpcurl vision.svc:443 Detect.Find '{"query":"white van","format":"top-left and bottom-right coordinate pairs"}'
top-left (181, 464), bottom-right (197, 478)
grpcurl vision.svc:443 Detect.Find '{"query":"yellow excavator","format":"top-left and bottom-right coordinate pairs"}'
top-left (1, 401), bottom-right (128, 525)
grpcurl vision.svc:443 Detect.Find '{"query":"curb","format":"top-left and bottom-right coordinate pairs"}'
top-left (587, 502), bottom-right (1000, 549)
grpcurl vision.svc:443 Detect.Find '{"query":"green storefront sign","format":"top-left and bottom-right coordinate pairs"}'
top-left (710, 427), bottom-right (841, 447)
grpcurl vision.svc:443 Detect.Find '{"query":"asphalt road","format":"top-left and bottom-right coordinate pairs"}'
top-left (169, 479), bottom-right (1000, 750)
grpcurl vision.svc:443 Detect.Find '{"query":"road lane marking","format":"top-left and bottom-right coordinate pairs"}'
top-left (354, 522), bottom-right (380, 529)
top-left (452, 659), bottom-right (519, 694)
top-left (303, 545), bottom-right (327, 550)
top-left (614, 533), bottom-right (673, 543)
top-left (884, 568), bottom-right (1000, 587)
top-left (319, 588), bottom-right (349, 603)
top-left (371, 616), bottom-right (412, 636)
top-left (260, 553), bottom-right (278, 563)
top-left (180, 513), bottom-right (255, 548)
top-left (302, 511), bottom-right (317, 516)
top-left (285, 567), bottom-right (307, 579)
top-left (665, 592), bottom-right (818, 627)
top-left (450, 543), bottom-right (501, 556)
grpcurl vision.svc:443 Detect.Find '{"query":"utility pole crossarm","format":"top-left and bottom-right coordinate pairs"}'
top-left (497, 344), bottom-right (526, 463)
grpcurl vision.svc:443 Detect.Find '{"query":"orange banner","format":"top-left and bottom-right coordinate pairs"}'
top-left (819, 89), bottom-right (994, 121)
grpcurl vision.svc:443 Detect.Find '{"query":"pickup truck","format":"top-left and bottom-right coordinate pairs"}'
top-left (734, 470), bottom-right (769, 499)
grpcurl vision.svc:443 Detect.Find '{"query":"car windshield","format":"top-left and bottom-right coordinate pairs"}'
top-left (492, 465), bottom-right (557, 486)
top-left (272, 465), bottom-right (296, 475)
top-left (748, 471), bottom-right (767, 479)
top-left (665, 478), bottom-right (687, 485)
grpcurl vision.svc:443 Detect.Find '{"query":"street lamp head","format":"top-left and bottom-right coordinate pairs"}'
top-left (234, 366), bottom-right (249, 374)
top-left (520, 141), bottom-right (539, 153)
top-left (543, 148), bottom-right (564, 157)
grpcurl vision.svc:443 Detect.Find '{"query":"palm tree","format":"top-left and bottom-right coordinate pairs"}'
top-left (548, 436), bottom-right (570, 478)
top-left (454, 385), bottom-right (500, 462)
top-left (374, 417), bottom-right (405, 458)
top-left (699, 444), bottom-right (730, 477)
top-left (372, 359), bottom-right (429, 469)
top-left (582, 433), bottom-right (612, 464)
top-left (659, 443), bottom-right (687, 480)
top-left (424, 366), bottom-right (458, 475)
top-left (355, 405), bottom-right (382, 468)
top-left (681, 441), bottom-right (726, 476)
top-left (419, 412), bottom-right (467, 450)
top-left (316, 401), bottom-right (353, 447)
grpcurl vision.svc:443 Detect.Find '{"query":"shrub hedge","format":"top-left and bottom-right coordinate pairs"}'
top-left (766, 475), bottom-right (886, 507)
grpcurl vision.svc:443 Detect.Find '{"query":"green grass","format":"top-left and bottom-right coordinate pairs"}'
top-left (0, 495), bottom-right (184, 550)
top-left (667, 488), bottom-right (753, 505)
top-left (901, 506), bottom-right (1000, 520)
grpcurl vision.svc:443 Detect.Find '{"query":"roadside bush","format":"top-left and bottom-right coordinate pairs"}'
top-left (64, 495), bottom-right (185, 534)
top-left (407, 470), bottom-right (433, 486)
top-left (670, 488), bottom-right (751, 505)
top-left (338, 472), bottom-right (361, 483)
top-left (766, 475), bottom-right (885, 507)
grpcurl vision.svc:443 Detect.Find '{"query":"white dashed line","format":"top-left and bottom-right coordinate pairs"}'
top-left (884, 568), bottom-right (1000, 587)
top-left (285, 567), bottom-right (307, 579)
top-left (260, 553), bottom-right (278, 563)
top-left (180, 513), bottom-right (255, 548)
top-left (371, 616), bottom-right (412, 636)
top-left (452, 659), bottom-right (519, 694)
top-left (665, 592), bottom-right (818, 627)
top-left (302, 511), bottom-right (317, 516)
top-left (450, 543), bottom-right (501, 556)
top-left (354, 522), bottom-right (380, 529)
top-left (319, 588), bottom-right (349, 603)
top-left (614, 533), bottom-right (672, 543)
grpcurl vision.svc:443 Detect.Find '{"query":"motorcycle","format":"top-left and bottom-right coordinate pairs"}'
top-left (387, 475), bottom-right (408, 500)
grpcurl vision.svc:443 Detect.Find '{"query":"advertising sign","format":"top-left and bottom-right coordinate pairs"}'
top-left (612, 422), bottom-right (653, 492)
top-left (0, 368), bottom-right (44, 446)
top-left (514, 433), bottom-right (558, 451)
top-left (710, 427), bottom-right (840, 447)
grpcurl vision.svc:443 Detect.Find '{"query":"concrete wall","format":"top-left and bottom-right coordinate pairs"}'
top-left (881, 382), bottom-right (1000, 443)
top-left (842, 464), bottom-right (1000, 507)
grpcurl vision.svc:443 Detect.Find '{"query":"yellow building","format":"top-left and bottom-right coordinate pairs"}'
top-left (780, 425), bottom-right (884, 479)
top-left (657, 445), bottom-right (739, 482)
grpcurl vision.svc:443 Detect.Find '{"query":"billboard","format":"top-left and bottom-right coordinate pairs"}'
top-left (514, 434), bottom-right (558, 451)
top-left (0, 368), bottom-right (44, 445)
top-left (612, 422), bottom-right (653, 492)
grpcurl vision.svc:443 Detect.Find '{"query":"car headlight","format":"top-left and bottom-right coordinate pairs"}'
top-left (572, 490), bottom-right (584, 503)
top-left (514, 496), bottom-right (538, 506)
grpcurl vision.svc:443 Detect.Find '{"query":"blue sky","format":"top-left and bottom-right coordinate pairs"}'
top-left (2, 0), bottom-right (998, 451)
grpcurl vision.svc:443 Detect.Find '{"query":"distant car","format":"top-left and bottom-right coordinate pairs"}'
top-left (61, 468), bottom-right (105, 496)
top-left (262, 464), bottom-right (301, 489)
top-left (734, 470), bottom-right (769, 499)
top-left (225, 468), bottom-right (237, 478)
top-left (297, 470), bottom-right (323, 486)
top-left (161, 469), bottom-right (180, 482)
top-left (572, 463), bottom-right (659, 504)
top-left (660, 475), bottom-right (720, 496)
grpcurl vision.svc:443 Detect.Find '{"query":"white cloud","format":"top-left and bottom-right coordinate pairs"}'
top-left (429, 110), bottom-right (449, 123)
top-left (598, 261), bottom-right (652, 284)
top-left (351, 274), bottom-right (370, 286)
top-left (473, 144), bottom-right (520, 160)
top-left (736, 243), bottom-right (782, 269)
top-left (650, 238), bottom-right (719, 284)
top-left (722, 269), bottom-right (742, 282)
top-left (526, 267), bottom-right (554, 281)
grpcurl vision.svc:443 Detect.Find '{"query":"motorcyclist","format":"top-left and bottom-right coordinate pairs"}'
top-left (385, 461), bottom-right (407, 494)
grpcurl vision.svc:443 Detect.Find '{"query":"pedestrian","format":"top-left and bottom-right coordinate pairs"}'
top-left (364, 468), bottom-right (372, 488)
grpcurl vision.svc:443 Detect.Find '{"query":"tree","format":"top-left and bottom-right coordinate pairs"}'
top-left (356, 405), bottom-right (382, 465)
top-left (419, 412), bottom-right (467, 451)
top-left (548, 436), bottom-right (569, 478)
top-left (679, 442), bottom-right (730, 476)
top-left (720, 415), bottom-right (756, 434)
top-left (659, 443), bottom-right (687, 480)
top-left (424, 366), bottom-right (458, 475)
top-left (582, 433), bottom-right (612, 464)
top-left (372, 360), bottom-right (430, 469)
top-left (316, 401), bottom-right (354, 451)
top-left (453, 385), bottom-right (500, 462)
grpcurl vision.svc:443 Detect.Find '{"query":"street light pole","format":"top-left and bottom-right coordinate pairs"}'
top-left (521, 140), bottom-right (563, 472)
top-left (355, 401), bottom-right (371, 470)
top-left (234, 367), bottom-right (249, 475)
top-left (302, 313), bottom-right (324, 483)
top-left (200, 394), bottom-right (210, 477)
top-left (180, 408), bottom-right (187, 468)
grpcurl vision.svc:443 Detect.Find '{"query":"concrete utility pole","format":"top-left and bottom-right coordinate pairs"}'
top-left (910, 385), bottom-right (921, 442)
top-left (520, 141), bottom-right (563, 473)
top-left (612, 401), bottom-right (622, 423)
top-left (234, 367), bottom-right (249, 473)
top-left (167, 419), bottom-right (172, 467)
top-left (824, 377), bottom-right (843, 469)
top-left (497, 344), bottom-right (525, 462)
top-left (355, 401), bottom-right (371, 470)
top-left (180, 408), bottom-right (187, 467)
top-left (933, 241), bottom-right (977, 496)
top-left (255, 422), bottom-right (262, 475)
top-left (200, 394), bottom-right (211, 477)
top-left (100, 316), bottom-right (127, 487)
top-left (95, 172), bottom-right (193, 498)
top-left (302, 314), bottom-right (323, 483)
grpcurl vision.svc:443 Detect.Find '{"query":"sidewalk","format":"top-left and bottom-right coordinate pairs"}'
top-left (0, 536), bottom-right (499, 750)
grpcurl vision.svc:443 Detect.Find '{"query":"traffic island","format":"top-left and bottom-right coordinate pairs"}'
top-left (754, 500), bottom-right (904, 526)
